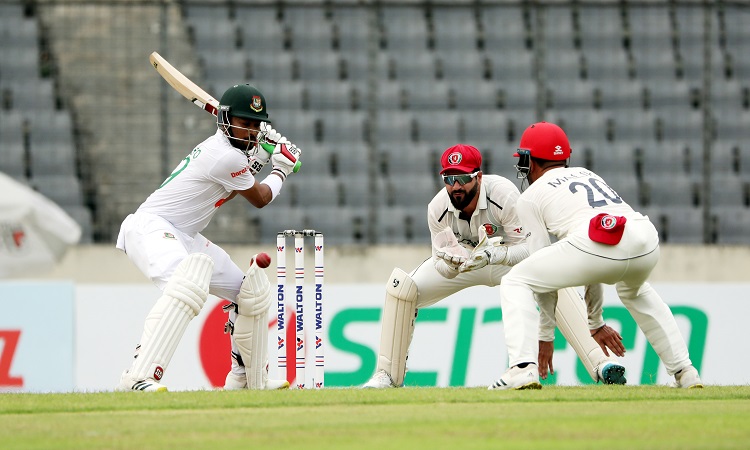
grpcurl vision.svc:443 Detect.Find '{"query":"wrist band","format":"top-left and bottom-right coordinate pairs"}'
top-left (260, 173), bottom-right (283, 200)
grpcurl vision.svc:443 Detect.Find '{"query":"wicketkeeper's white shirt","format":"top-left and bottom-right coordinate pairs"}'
top-left (427, 174), bottom-right (527, 252)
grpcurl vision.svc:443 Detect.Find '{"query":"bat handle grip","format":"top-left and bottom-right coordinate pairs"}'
top-left (260, 142), bottom-right (301, 173)
top-left (260, 142), bottom-right (275, 154)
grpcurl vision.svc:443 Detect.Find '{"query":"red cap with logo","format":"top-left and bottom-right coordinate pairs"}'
top-left (440, 144), bottom-right (482, 174)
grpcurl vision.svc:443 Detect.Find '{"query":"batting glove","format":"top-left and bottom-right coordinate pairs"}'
top-left (259, 122), bottom-right (282, 146)
top-left (271, 142), bottom-right (302, 180)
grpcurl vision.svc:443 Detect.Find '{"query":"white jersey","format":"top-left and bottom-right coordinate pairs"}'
top-left (137, 130), bottom-right (256, 236)
top-left (516, 166), bottom-right (652, 255)
top-left (427, 174), bottom-right (527, 251)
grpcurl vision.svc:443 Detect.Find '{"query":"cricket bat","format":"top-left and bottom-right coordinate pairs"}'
top-left (149, 51), bottom-right (299, 172)
top-left (149, 51), bottom-right (220, 117)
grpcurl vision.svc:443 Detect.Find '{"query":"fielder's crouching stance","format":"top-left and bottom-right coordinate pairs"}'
top-left (363, 144), bottom-right (625, 391)
top-left (115, 83), bottom-right (300, 391)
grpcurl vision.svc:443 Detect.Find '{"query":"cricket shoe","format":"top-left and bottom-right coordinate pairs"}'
top-left (115, 370), bottom-right (168, 392)
top-left (488, 364), bottom-right (542, 390)
top-left (670, 365), bottom-right (703, 389)
top-left (223, 371), bottom-right (290, 390)
top-left (597, 362), bottom-right (627, 385)
top-left (362, 370), bottom-right (397, 388)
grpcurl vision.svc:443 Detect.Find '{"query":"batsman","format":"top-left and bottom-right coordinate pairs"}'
top-left (364, 144), bottom-right (626, 390)
top-left (115, 84), bottom-right (301, 391)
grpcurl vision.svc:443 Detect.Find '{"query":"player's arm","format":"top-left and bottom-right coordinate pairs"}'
top-left (237, 180), bottom-right (275, 208)
top-left (586, 283), bottom-right (626, 357)
top-left (236, 125), bottom-right (303, 208)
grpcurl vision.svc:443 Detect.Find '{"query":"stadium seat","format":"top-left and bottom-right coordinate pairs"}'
top-left (190, 21), bottom-right (236, 52)
top-left (271, 109), bottom-right (317, 144)
top-left (375, 110), bottom-right (417, 145)
top-left (319, 111), bottom-right (366, 144)
top-left (388, 50), bottom-right (437, 81)
top-left (200, 50), bottom-right (245, 85)
top-left (713, 207), bottom-right (750, 245)
top-left (0, 142), bottom-right (25, 178)
top-left (710, 176), bottom-right (746, 208)
top-left (480, 5), bottom-right (529, 52)
top-left (547, 79), bottom-right (594, 109)
top-left (486, 49), bottom-right (534, 82)
top-left (296, 50), bottom-right (342, 81)
top-left (376, 206), bottom-right (430, 245)
top-left (31, 175), bottom-right (84, 207)
top-left (283, 6), bottom-right (332, 51)
top-left (330, 6), bottom-right (371, 53)
top-left (377, 142), bottom-right (433, 179)
top-left (235, 6), bottom-right (285, 52)
top-left (436, 49), bottom-right (486, 82)
top-left (380, 5), bottom-right (429, 51)
top-left (305, 80), bottom-right (357, 111)
top-left (401, 79), bottom-right (452, 110)
top-left (64, 205), bottom-right (94, 244)
top-left (245, 51), bottom-right (296, 82)
top-left (452, 79), bottom-right (502, 110)
top-left (460, 110), bottom-right (508, 146)
top-left (431, 6), bottom-right (478, 52)
top-left (542, 5), bottom-right (576, 51)
top-left (641, 206), bottom-right (704, 244)
top-left (578, 5), bottom-right (623, 51)
top-left (414, 110), bottom-right (462, 145)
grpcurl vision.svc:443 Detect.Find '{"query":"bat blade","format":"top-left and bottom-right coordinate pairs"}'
top-left (149, 51), bottom-right (219, 116)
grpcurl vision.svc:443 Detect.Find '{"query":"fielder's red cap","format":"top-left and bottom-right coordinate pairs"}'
top-left (588, 213), bottom-right (627, 245)
top-left (440, 144), bottom-right (482, 174)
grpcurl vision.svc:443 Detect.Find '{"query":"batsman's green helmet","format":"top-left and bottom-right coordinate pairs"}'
top-left (218, 84), bottom-right (271, 123)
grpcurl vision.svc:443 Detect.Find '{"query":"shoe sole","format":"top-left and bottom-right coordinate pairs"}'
top-left (601, 364), bottom-right (627, 385)
top-left (687, 384), bottom-right (704, 389)
top-left (489, 381), bottom-right (542, 390)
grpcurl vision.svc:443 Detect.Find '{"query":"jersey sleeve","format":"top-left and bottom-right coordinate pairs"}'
top-left (207, 150), bottom-right (256, 192)
top-left (488, 179), bottom-right (527, 245)
top-left (515, 194), bottom-right (552, 254)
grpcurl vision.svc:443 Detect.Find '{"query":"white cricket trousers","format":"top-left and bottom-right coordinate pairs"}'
top-left (500, 235), bottom-right (692, 375)
top-left (410, 260), bottom-right (540, 370)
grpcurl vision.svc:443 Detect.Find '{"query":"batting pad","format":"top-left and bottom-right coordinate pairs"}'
top-left (378, 268), bottom-right (419, 387)
top-left (555, 288), bottom-right (612, 382)
top-left (131, 253), bottom-right (214, 381)
top-left (233, 262), bottom-right (273, 389)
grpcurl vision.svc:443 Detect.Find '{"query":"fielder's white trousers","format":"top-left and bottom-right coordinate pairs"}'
top-left (500, 232), bottom-right (692, 375)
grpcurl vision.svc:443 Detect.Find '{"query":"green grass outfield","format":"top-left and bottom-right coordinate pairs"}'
top-left (2, 386), bottom-right (749, 449)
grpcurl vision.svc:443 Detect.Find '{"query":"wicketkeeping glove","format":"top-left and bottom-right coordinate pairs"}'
top-left (434, 228), bottom-right (469, 270)
top-left (458, 228), bottom-right (507, 273)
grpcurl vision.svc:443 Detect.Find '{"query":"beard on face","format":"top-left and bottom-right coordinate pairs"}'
top-left (448, 181), bottom-right (479, 210)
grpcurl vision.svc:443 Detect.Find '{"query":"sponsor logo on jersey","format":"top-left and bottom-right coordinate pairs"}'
top-left (250, 95), bottom-right (263, 112)
top-left (482, 223), bottom-right (498, 236)
top-left (163, 232), bottom-right (176, 240)
top-left (231, 166), bottom-right (250, 178)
